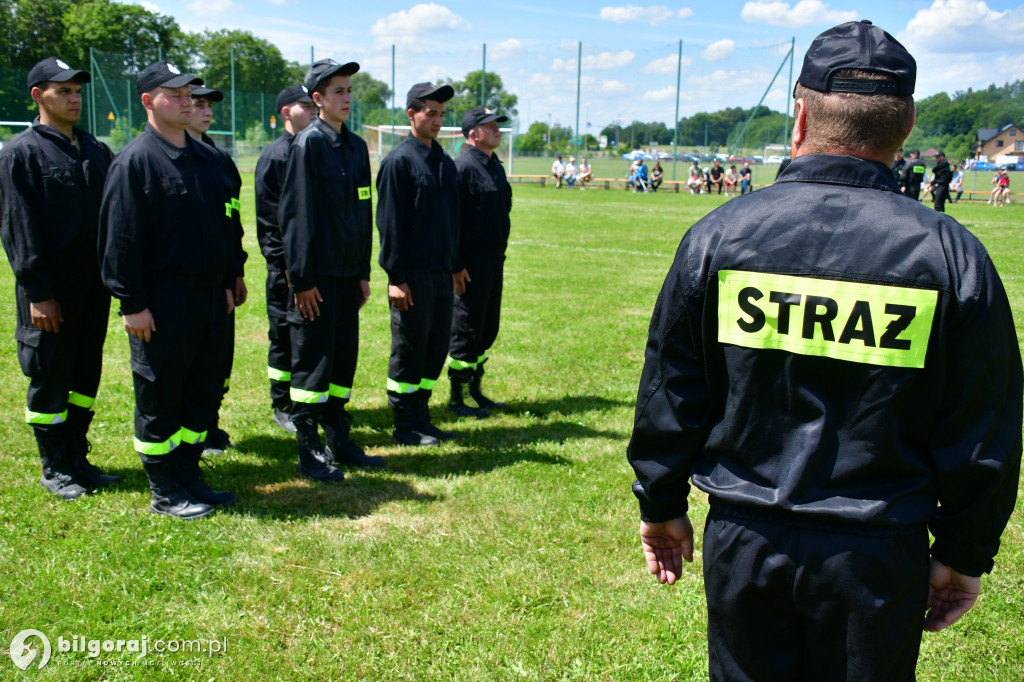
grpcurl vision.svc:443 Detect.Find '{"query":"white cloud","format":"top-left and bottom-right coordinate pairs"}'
top-left (740, 0), bottom-right (857, 28)
top-left (528, 73), bottom-right (555, 88)
top-left (552, 50), bottom-right (636, 71)
top-left (643, 85), bottom-right (676, 102)
top-left (267, 0), bottom-right (290, 6)
top-left (492, 39), bottom-right (524, 60)
top-left (601, 79), bottom-right (628, 93)
top-left (702, 39), bottom-right (735, 62)
top-left (643, 53), bottom-right (693, 75)
top-left (369, 4), bottom-right (466, 47)
top-left (138, 1), bottom-right (162, 13)
top-left (899, 0), bottom-right (1024, 53)
top-left (600, 5), bottom-right (694, 25)
top-left (186, 0), bottom-right (240, 16)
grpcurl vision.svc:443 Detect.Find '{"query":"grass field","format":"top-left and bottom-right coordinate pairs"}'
top-left (1, 182), bottom-right (1022, 680)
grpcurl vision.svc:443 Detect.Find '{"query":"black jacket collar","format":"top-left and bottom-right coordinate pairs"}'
top-left (775, 154), bottom-right (901, 193)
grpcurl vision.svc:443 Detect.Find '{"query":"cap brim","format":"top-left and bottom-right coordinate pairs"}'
top-left (309, 62), bottom-right (360, 91)
top-left (190, 86), bottom-right (224, 102)
top-left (31, 69), bottom-right (91, 89)
top-left (422, 84), bottom-right (455, 104)
top-left (161, 74), bottom-right (204, 89)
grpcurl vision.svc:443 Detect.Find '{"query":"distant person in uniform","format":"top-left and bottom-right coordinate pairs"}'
top-left (900, 149), bottom-right (925, 200)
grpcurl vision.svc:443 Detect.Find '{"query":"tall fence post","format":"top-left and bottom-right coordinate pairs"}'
top-left (230, 46), bottom-right (237, 161)
top-left (673, 39), bottom-right (682, 180)
top-left (574, 41), bottom-right (581, 162)
top-left (481, 43), bottom-right (486, 107)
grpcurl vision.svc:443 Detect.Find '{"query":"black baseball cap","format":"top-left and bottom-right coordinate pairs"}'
top-left (275, 85), bottom-right (313, 111)
top-left (304, 59), bottom-right (359, 93)
top-left (461, 106), bottom-right (508, 137)
top-left (798, 20), bottom-right (915, 96)
top-left (935, 150), bottom-right (946, 157)
top-left (27, 57), bottom-right (90, 90)
top-left (406, 82), bottom-right (454, 109)
top-left (137, 61), bottom-right (202, 96)
top-left (190, 85), bottom-right (223, 103)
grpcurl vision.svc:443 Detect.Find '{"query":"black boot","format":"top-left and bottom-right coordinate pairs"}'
top-left (322, 402), bottom-right (384, 468)
top-left (273, 407), bottom-right (297, 434)
top-left (470, 359), bottom-right (507, 410)
top-left (65, 407), bottom-right (120, 487)
top-left (202, 419), bottom-right (233, 455)
top-left (413, 390), bottom-right (457, 441)
top-left (175, 442), bottom-right (236, 505)
top-left (35, 425), bottom-right (88, 501)
top-left (447, 368), bottom-right (489, 418)
top-left (295, 418), bottom-right (345, 482)
top-left (139, 453), bottom-right (215, 519)
top-left (390, 393), bottom-right (439, 446)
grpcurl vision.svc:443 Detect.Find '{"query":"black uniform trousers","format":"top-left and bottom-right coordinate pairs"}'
top-left (15, 276), bottom-right (109, 425)
top-left (288, 275), bottom-right (360, 423)
top-left (449, 252), bottom-right (504, 367)
top-left (130, 287), bottom-right (228, 452)
top-left (933, 184), bottom-right (950, 213)
top-left (265, 266), bottom-right (292, 411)
top-left (388, 269), bottom-right (452, 406)
top-left (703, 502), bottom-right (930, 682)
top-left (906, 183), bottom-right (921, 201)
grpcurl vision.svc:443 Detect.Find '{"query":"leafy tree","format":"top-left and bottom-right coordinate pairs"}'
top-left (516, 121), bottom-right (548, 152)
top-left (195, 29), bottom-right (299, 94)
top-left (446, 70), bottom-right (518, 119)
top-left (1, 0), bottom-right (70, 70)
top-left (61, 0), bottom-right (189, 76)
top-left (352, 71), bottom-right (392, 112)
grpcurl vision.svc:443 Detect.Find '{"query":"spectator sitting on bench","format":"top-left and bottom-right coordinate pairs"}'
top-left (578, 157), bottom-right (592, 189)
top-left (565, 157), bottom-right (578, 188)
top-left (651, 162), bottom-right (664, 192)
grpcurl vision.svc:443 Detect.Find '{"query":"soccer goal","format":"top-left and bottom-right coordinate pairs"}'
top-left (362, 125), bottom-right (516, 174)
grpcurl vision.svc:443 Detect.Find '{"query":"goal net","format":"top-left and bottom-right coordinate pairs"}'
top-left (362, 125), bottom-right (517, 174)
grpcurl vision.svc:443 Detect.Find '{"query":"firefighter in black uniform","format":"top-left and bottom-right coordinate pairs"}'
top-left (99, 61), bottom-right (243, 519)
top-left (0, 57), bottom-right (119, 500)
top-left (185, 84), bottom-right (248, 456)
top-left (255, 85), bottom-right (317, 435)
top-left (376, 82), bottom-right (467, 446)
top-left (278, 59), bottom-right (382, 479)
top-left (891, 146), bottom-right (906, 183)
top-left (627, 21), bottom-right (1022, 680)
top-left (931, 150), bottom-right (953, 213)
top-left (901, 148), bottom-right (925, 200)
top-left (447, 106), bottom-right (512, 418)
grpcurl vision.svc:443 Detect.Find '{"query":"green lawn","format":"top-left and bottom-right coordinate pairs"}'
top-left (0, 184), bottom-right (1021, 680)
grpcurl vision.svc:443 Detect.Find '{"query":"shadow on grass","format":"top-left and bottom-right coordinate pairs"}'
top-left (199, 393), bottom-right (627, 520)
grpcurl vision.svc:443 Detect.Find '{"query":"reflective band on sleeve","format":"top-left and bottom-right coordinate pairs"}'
top-left (447, 356), bottom-right (477, 371)
top-left (476, 355), bottom-right (488, 364)
top-left (328, 384), bottom-right (352, 399)
top-left (717, 270), bottom-right (938, 369)
top-left (224, 202), bottom-right (233, 218)
top-left (358, 186), bottom-right (371, 200)
top-left (418, 378), bottom-right (437, 391)
top-left (232, 197), bottom-right (241, 211)
top-left (67, 392), bottom-right (95, 409)
top-left (26, 409), bottom-right (67, 425)
top-left (223, 378), bottom-right (230, 389)
top-left (387, 378), bottom-right (418, 394)
top-left (178, 427), bottom-right (208, 445)
top-left (912, 164), bottom-right (925, 174)
top-left (134, 432), bottom-right (181, 455)
top-left (268, 366), bottom-right (292, 382)
top-left (291, 387), bottom-right (329, 403)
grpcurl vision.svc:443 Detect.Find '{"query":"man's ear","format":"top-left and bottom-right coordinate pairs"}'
top-left (790, 98), bottom-right (807, 157)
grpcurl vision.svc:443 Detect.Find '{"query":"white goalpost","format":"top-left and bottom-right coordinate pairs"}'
top-left (362, 125), bottom-right (516, 174)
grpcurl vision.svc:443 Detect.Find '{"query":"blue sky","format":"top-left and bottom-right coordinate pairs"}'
top-left (138, 0), bottom-right (1024, 133)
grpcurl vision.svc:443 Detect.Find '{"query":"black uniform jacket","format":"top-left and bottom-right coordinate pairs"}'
top-left (376, 134), bottom-right (461, 285)
top-left (628, 153), bottom-right (1022, 577)
top-left (454, 145), bottom-right (512, 256)
top-left (0, 120), bottom-right (113, 301)
top-left (99, 124), bottom-right (241, 315)
top-left (254, 130), bottom-right (293, 269)
top-left (278, 118), bottom-right (372, 291)
top-left (931, 159), bottom-right (953, 187)
top-left (201, 133), bottom-right (246, 279)
top-left (900, 158), bottom-right (926, 187)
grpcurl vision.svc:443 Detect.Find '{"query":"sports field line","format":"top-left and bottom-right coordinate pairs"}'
top-left (509, 239), bottom-right (674, 259)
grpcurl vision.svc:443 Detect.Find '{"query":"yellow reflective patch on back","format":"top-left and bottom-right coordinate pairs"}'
top-left (717, 270), bottom-right (938, 368)
top-left (358, 186), bottom-right (371, 200)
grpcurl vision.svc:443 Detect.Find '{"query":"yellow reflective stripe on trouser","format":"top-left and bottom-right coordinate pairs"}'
top-left (268, 366), bottom-right (292, 382)
top-left (134, 431), bottom-right (181, 455)
top-left (291, 387), bottom-right (328, 403)
top-left (418, 378), bottom-right (437, 391)
top-left (26, 408), bottom-right (67, 425)
top-left (447, 356), bottom-right (477, 371)
top-left (329, 384), bottom-right (352, 399)
top-left (68, 391), bottom-right (95, 409)
top-left (717, 270), bottom-right (938, 369)
top-left (178, 427), bottom-right (207, 445)
top-left (387, 378), bottom-right (418, 394)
